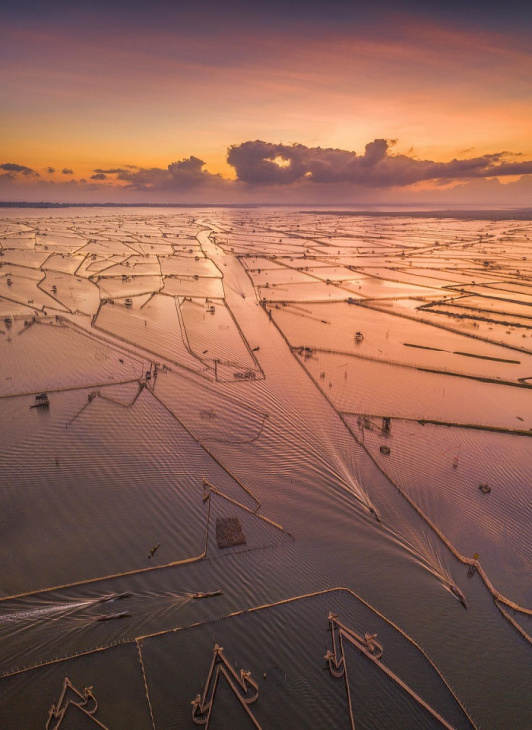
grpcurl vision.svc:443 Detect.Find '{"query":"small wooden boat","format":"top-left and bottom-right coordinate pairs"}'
top-left (94, 611), bottom-right (131, 622)
top-left (96, 592), bottom-right (132, 603)
top-left (450, 584), bottom-right (468, 609)
top-left (192, 590), bottom-right (223, 599)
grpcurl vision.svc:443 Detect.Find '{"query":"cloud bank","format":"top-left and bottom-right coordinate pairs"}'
top-left (227, 139), bottom-right (532, 187)
top-left (110, 156), bottom-right (224, 190)
top-left (82, 141), bottom-right (532, 193)
top-left (1, 140), bottom-right (531, 204)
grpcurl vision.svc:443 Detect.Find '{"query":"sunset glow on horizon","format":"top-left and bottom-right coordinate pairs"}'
top-left (1, 0), bottom-right (531, 204)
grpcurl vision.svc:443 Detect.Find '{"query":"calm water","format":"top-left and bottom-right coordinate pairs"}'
top-left (0, 208), bottom-right (531, 729)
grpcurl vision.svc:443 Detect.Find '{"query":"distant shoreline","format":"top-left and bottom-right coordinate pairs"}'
top-left (302, 209), bottom-right (532, 220)
top-left (0, 201), bottom-right (531, 220)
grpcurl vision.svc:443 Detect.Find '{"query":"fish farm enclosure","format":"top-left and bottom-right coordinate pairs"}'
top-left (0, 208), bottom-right (531, 729)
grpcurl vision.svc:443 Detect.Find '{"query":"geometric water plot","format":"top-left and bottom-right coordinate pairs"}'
top-left (37, 233), bottom-right (87, 254)
top-left (342, 277), bottom-right (445, 301)
top-left (99, 256), bottom-right (162, 278)
top-left (159, 255), bottom-right (222, 279)
top-left (180, 299), bottom-right (259, 378)
top-left (356, 418), bottom-right (532, 609)
top-left (154, 370), bottom-right (268, 445)
top-left (260, 279), bottom-right (351, 302)
top-left (435, 292), bottom-right (532, 321)
top-left (1, 234), bottom-right (37, 250)
top-left (136, 593), bottom-right (343, 729)
top-left (0, 642), bottom-right (153, 730)
top-left (97, 275), bottom-right (163, 300)
top-left (305, 349), bottom-right (532, 430)
top-left (39, 271), bottom-right (101, 315)
top-left (451, 283), bottom-right (532, 307)
top-left (135, 588), bottom-right (476, 729)
top-left (247, 265), bottom-right (317, 288)
top-left (77, 240), bottom-right (134, 258)
top-left (42, 253), bottom-right (87, 275)
top-left (0, 249), bottom-right (49, 269)
top-left (161, 276), bottom-right (225, 299)
top-left (88, 380), bottom-right (144, 407)
top-left (0, 295), bottom-right (38, 319)
top-left (361, 266), bottom-right (469, 289)
top-left (0, 318), bottom-right (146, 396)
top-left (270, 298), bottom-right (532, 382)
top-left (75, 256), bottom-right (114, 280)
top-left (324, 613), bottom-right (474, 729)
top-left (94, 293), bottom-right (207, 375)
top-left (0, 385), bottom-right (224, 598)
top-left (483, 279), bottom-right (532, 300)
top-left (358, 298), bottom-right (532, 352)
top-left (0, 267), bottom-right (62, 312)
top-left (294, 265), bottom-right (361, 284)
top-left (418, 296), bottom-right (532, 328)
top-left (203, 482), bottom-right (294, 558)
top-left (239, 255), bottom-right (292, 275)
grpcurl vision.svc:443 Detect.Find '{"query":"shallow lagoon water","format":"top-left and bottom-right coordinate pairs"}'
top-left (0, 208), bottom-right (531, 728)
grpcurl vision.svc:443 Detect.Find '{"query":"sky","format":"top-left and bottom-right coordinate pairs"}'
top-left (1, 0), bottom-right (531, 205)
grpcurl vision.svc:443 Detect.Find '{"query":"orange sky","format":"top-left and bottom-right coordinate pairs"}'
top-left (1, 2), bottom-right (531, 203)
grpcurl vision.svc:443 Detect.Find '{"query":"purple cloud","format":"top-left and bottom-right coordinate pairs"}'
top-left (227, 140), bottom-right (532, 187)
top-left (93, 167), bottom-right (127, 174)
top-left (115, 156), bottom-right (224, 190)
top-left (1, 142), bottom-right (531, 201)
top-left (0, 162), bottom-right (38, 176)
